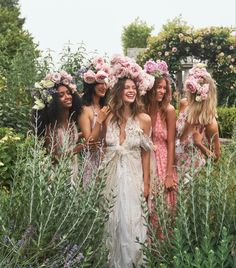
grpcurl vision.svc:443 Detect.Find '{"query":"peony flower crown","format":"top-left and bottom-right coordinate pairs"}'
top-left (184, 63), bottom-right (211, 102)
top-left (76, 56), bottom-right (110, 85)
top-left (32, 70), bottom-right (77, 110)
top-left (144, 59), bottom-right (170, 79)
top-left (109, 54), bottom-right (155, 96)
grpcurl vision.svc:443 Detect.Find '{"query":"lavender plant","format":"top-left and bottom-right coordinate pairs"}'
top-left (0, 129), bottom-right (109, 267)
top-left (143, 136), bottom-right (236, 267)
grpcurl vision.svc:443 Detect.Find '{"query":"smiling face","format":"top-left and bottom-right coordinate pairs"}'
top-left (57, 85), bottom-right (72, 108)
top-left (121, 79), bottom-right (137, 104)
top-left (155, 78), bottom-right (167, 102)
top-left (94, 82), bottom-right (107, 98)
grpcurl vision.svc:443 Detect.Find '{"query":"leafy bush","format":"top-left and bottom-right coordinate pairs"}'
top-left (0, 134), bottom-right (109, 267)
top-left (0, 127), bottom-right (23, 188)
top-left (218, 107), bottom-right (236, 138)
top-left (143, 139), bottom-right (236, 267)
top-left (137, 16), bottom-right (236, 106)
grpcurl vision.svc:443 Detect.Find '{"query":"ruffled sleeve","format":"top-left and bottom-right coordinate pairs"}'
top-left (140, 131), bottom-right (154, 151)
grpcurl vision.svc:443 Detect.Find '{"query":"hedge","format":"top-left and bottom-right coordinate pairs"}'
top-left (217, 107), bottom-right (236, 138)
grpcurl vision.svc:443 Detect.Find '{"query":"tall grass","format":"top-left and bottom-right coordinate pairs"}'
top-left (0, 130), bottom-right (109, 267)
top-left (143, 137), bottom-right (236, 267)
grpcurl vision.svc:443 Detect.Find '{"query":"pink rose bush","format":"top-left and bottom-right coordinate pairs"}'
top-left (109, 54), bottom-right (154, 95)
top-left (184, 64), bottom-right (211, 102)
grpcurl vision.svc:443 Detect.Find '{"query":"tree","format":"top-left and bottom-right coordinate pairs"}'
top-left (121, 17), bottom-right (154, 55)
top-left (0, 0), bottom-right (39, 132)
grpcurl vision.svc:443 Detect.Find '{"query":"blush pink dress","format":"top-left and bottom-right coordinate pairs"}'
top-left (175, 110), bottom-right (206, 183)
top-left (151, 112), bottom-right (177, 207)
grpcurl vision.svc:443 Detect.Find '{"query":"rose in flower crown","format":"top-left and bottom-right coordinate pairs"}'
top-left (184, 64), bottom-right (211, 102)
top-left (32, 70), bottom-right (77, 110)
top-left (76, 56), bottom-right (110, 85)
top-left (144, 59), bottom-right (170, 79)
top-left (109, 54), bottom-right (154, 96)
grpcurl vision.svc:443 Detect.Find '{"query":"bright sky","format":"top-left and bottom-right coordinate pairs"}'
top-left (19, 0), bottom-right (235, 61)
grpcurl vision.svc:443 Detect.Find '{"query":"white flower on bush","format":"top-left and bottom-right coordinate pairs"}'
top-left (172, 47), bottom-right (177, 53)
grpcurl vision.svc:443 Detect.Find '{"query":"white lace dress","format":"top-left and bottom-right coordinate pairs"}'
top-left (100, 117), bottom-right (153, 268)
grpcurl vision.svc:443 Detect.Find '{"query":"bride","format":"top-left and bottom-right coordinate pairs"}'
top-left (98, 55), bottom-right (154, 267)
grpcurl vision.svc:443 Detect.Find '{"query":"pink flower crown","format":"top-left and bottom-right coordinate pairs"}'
top-left (32, 70), bottom-right (77, 110)
top-left (144, 59), bottom-right (170, 79)
top-left (109, 54), bottom-right (155, 96)
top-left (79, 56), bottom-right (110, 84)
top-left (184, 64), bottom-right (211, 102)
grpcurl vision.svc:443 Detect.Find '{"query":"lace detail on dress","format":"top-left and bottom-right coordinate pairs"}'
top-left (101, 116), bottom-right (152, 267)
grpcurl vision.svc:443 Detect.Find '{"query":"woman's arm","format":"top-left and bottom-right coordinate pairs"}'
top-left (78, 106), bottom-right (110, 142)
top-left (139, 113), bottom-right (152, 199)
top-left (205, 119), bottom-right (221, 161)
top-left (193, 119), bottom-right (221, 161)
top-left (165, 105), bottom-right (177, 189)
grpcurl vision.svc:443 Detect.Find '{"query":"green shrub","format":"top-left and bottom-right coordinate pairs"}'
top-left (217, 107), bottom-right (236, 138)
top-left (0, 127), bottom-right (23, 188)
top-left (0, 133), bottom-right (109, 267)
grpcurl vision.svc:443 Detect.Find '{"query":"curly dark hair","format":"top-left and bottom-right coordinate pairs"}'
top-left (81, 81), bottom-right (109, 107)
top-left (32, 84), bottom-right (82, 137)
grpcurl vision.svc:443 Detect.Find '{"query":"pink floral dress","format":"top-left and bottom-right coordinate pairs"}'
top-left (151, 112), bottom-right (177, 207)
top-left (175, 110), bottom-right (206, 183)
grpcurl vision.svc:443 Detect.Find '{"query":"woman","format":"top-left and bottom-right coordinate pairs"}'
top-left (176, 64), bottom-right (221, 182)
top-left (78, 56), bottom-right (110, 187)
top-left (32, 70), bottom-right (83, 183)
top-left (143, 59), bottom-right (177, 208)
top-left (98, 55), bottom-right (154, 267)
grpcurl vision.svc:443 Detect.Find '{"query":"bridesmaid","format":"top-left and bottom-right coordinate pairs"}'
top-left (176, 64), bottom-right (220, 182)
top-left (143, 59), bottom-right (177, 209)
top-left (78, 56), bottom-right (110, 187)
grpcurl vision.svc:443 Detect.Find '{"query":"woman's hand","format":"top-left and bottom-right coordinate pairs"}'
top-left (193, 127), bottom-right (204, 146)
top-left (86, 138), bottom-right (102, 152)
top-left (164, 174), bottom-right (176, 192)
top-left (96, 106), bottom-right (110, 124)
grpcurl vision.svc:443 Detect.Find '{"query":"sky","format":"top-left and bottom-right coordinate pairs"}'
top-left (19, 0), bottom-right (236, 62)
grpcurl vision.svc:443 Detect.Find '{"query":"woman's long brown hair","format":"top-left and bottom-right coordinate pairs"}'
top-left (109, 78), bottom-right (144, 126)
top-left (143, 77), bottom-right (171, 123)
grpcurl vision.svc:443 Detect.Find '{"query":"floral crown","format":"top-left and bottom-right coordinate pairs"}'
top-left (109, 54), bottom-right (154, 96)
top-left (32, 70), bottom-right (77, 110)
top-left (184, 63), bottom-right (211, 102)
top-left (144, 59), bottom-right (170, 79)
top-left (76, 56), bottom-right (110, 85)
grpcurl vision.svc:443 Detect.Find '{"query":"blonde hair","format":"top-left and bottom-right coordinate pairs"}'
top-left (186, 76), bottom-right (217, 125)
